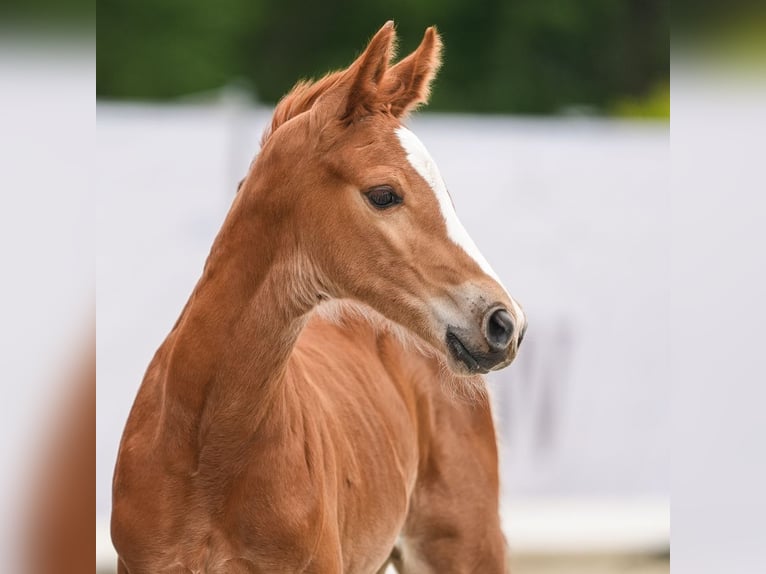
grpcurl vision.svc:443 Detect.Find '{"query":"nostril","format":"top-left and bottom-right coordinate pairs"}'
top-left (486, 308), bottom-right (514, 351)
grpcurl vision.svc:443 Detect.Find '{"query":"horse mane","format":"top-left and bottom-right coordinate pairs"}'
top-left (261, 71), bottom-right (345, 147)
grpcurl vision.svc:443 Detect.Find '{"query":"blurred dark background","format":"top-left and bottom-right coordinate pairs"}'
top-left (97, 0), bottom-right (669, 117)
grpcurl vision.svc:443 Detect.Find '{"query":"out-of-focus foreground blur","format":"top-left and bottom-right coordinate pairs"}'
top-left (2, 1), bottom-right (766, 573)
top-left (0, 2), bottom-right (94, 573)
top-left (671, 2), bottom-right (766, 572)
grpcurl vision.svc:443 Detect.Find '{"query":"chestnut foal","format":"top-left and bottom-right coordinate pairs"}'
top-left (112, 22), bottom-right (526, 574)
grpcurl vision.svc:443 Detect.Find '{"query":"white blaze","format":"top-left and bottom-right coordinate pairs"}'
top-left (395, 127), bottom-right (504, 282)
top-left (395, 126), bottom-right (525, 324)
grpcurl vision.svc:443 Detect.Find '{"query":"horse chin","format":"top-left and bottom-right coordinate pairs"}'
top-left (443, 327), bottom-right (518, 376)
top-left (443, 331), bottom-right (488, 375)
top-left (489, 356), bottom-right (515, 372)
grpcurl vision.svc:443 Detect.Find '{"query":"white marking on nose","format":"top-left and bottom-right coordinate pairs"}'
top-left (395, 127), bottom-right (501, 281)
top-left (396, 127), bottom-right (526, 327)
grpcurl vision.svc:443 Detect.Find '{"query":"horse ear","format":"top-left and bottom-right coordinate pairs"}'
top-left (342, 21), bottom-right (397, 123)
top-left (383, 26), bottom-right (442, 118)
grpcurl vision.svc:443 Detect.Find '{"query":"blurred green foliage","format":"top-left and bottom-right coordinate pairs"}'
top-left (97, 0), bottom-right (668, 117)
top-left (2, 0), bottom-right (93, 27)
top-left (611, 82), bottom-right (669, 119)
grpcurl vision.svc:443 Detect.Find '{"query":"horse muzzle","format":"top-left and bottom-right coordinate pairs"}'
top-left (444, 304), bottom-right (526, 375)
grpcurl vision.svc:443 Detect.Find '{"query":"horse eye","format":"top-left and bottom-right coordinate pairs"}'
top-left (365, 186), bottom-right (401, 209)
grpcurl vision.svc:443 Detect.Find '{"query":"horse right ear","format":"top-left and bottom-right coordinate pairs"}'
top-left (341, 21), bottom-right (397, 123)
top-left (382, 26), bottom-right (442, 119)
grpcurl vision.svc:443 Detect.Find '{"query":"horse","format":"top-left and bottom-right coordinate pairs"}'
top-left (111, 21), bottom-right (527, 574)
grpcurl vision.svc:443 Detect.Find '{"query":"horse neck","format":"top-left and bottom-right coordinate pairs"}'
top-left (159, 177), bottom-right (313, 440)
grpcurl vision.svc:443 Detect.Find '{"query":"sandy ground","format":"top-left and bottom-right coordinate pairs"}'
top-left (98, 553), bottom-right (670, 574)
top-left (511, 553), bottom-right (669, 573)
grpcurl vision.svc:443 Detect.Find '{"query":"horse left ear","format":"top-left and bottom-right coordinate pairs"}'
top-left (342, 21), bottom-right (397, 123)
top-left (382, 26), bottom-right (442, 118)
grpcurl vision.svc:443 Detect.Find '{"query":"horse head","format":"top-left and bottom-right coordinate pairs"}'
top-left (246, 22), bottom-right (527, 375)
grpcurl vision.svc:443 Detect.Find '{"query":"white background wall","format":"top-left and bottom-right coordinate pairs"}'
top-left (96, 104), bottom-right (669, 550)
